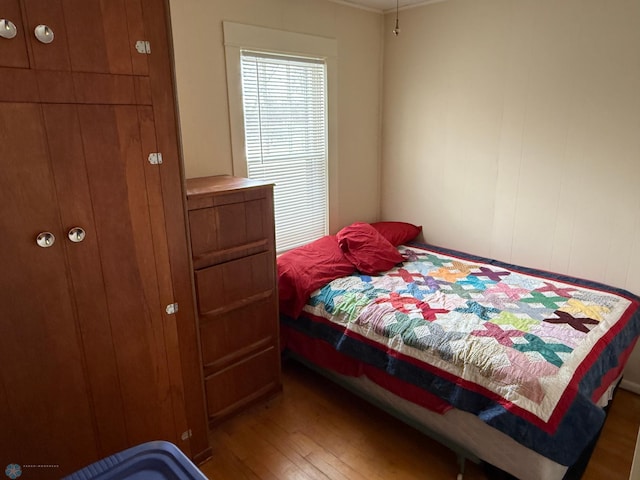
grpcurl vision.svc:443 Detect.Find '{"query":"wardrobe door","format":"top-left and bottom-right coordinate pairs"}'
top-left (0, 103), bottom-right (98, 476)
top-left (63, 0), bottom-right (148, 75)
top-left (22, 0), bottom-right (147, 75)
top-left (41, 104), bottom-right (129, 456)
top-left (44, 103), bottom-right (189, 454)
top-left (72, 103), bottom-right (187, 447)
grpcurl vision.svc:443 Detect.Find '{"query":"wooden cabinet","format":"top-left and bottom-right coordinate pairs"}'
top-left (0, 0), bottom-right (209, 476)
top-left (186, 176), bottom-right (282, 424)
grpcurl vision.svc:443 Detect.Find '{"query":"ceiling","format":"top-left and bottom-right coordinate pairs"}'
top-left (334, 0), bottom-right (438, 13)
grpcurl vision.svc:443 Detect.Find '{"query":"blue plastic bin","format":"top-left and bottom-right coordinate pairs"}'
top-left (63, 441), bottom-right (208, 480)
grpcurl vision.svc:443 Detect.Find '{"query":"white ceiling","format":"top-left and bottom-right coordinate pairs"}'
top-left (332, 0), bottom-right (440, 14)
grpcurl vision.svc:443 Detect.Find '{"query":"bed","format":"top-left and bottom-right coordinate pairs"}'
top-left (277, 222), bottom-right (640, 480)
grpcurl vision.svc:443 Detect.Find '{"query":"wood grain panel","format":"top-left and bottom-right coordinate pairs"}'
top-left (216, 201), bottom-right (249, 249)
top-left (246, 194), bottom-right (271, 247)
top-left (77, 104), bottom-right (176, 446)
top-left (23, 0), bottom-right (71, 71)
top-left (73, 72), bottom-right (137, 104)
top-left (116, 104), bottom-right (177, 444)
top-left (204, 346), bottom-right (281, 423)
top-left (42, 104), bottom-right (127, 457)
top-left (142, 0), bottom-right (210, 460)
top-left (195, 252), bottom-right (274, 315)
top-left (189, 207), bottom-right (220, 257)
top-left (61, 0), bottom-right (130, 74)
top-left (98, 0), bottom-right (135, 74)
top-left (0, 69), bottom-right (145, 105)
top-left (0, 67), bottom-right (39, 102)
top-left (200, 294), bottom-right (277, 372)
top-left (0, 103), bottom-right (98, 475)
top-left (36, 70), bottom-right (75, 103)
top-left (189, 197), bottom-right (271, 268)
top-left (192, 239), bottom-right (270, 270)
top-left (134, 75), bottom-right (152, 105)
top-left (124, 0), bottom-right (148, 75)
top-left (0, 0), bottom-right (30, 68)
top-left (137, 104), bottom-right (190, 449)
top-left (186, 176), bottom-right (272, 206)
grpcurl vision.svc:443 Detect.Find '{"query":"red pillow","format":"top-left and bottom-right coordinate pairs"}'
top-left (336, 222), bottom-right (404, 275)
top-left (370, 221), bottom-right (422, 247)
top-left (277, 235), bottom-right (355, 318)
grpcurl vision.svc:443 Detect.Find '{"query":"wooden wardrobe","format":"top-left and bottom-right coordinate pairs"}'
top-left (0, 0), bottom-right (210, 476)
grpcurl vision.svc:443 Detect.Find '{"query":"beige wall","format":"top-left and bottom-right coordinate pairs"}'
top-left (169, 0), bottom-right (383, 229)
top-left (381, 0), bottom-right (640, 387)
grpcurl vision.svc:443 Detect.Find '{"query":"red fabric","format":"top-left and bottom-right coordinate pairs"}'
top-left (336, 222), bottom-right (404, 275)
top-left (285, 327), bottom-right (364, 376)
top-left (283, 324), bottom-right (452, 414)
top-left (371, 221), bottom-right (422, 246)
top-left (278, 235), bottom-right (355, 318)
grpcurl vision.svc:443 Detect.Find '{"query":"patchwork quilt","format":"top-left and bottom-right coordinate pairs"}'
top-left (283, 243), bottom-right (640, 465)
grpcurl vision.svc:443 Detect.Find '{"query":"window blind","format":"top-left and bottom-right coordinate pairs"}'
top-left (240, 51), bottom-right (328, 253)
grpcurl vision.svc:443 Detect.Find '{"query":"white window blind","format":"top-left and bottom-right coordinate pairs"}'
top-left (240, 51), bottom-right (328, 253)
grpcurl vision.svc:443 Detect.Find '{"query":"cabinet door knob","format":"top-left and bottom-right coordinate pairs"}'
top-left (0, 19), bottom-right (17, 39)
top-left (34, 24), bottom-right (54, 44)
top-left (36, 232), bottom-right (56, 248)
top-left (67, 227), bottom-right (86, 243)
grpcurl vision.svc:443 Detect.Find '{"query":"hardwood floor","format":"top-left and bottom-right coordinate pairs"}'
top-left (199, 360), bottom-right (640, 480)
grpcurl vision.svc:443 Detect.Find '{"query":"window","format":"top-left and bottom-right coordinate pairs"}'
top-left (240, 52), bottom-right (327, 252)
top-left (223, 22), bottom-right (338, 253)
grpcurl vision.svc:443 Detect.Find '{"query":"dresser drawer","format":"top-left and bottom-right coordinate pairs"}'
top-left (200, 294), bottom-right (277, 373)
top-left (204, 346), bottom-right (281, 422)
top-left (189, 194), bottom-right (273, 268)
top-left (195, 251), bottom-right (274, 315)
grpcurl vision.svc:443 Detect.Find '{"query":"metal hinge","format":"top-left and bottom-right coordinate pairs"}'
top-left (135, 40), bottom-right (151, 54)
top-left (166, 303), bottom-right (179, 315)
top-left (148, 152), bottom-right (163, 165)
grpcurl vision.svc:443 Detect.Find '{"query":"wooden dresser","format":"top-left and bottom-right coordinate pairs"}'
top-left (186, 175), bottom-right (282, 424)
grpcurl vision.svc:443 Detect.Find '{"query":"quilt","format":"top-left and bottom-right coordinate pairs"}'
top-left (282, 243), bottom-right (640, 465)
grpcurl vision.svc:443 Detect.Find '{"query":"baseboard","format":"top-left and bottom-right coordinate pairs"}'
top-left (621, 379), bottom-right (640, 395)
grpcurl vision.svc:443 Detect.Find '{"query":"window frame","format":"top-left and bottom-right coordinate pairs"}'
top-left (223, 22), bottom-right (339, 244)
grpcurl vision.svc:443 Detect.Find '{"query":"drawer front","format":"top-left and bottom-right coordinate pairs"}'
top-left (186, 179), bottom-right (271, 210)
top-left (200, 294), bottom-right (278, 372)
top-left (189, 192), bottom-right (274, 268)
top-left (204, 346), bottom-right (280, 420)
top-left (195, 251), bottom-right (274, 315)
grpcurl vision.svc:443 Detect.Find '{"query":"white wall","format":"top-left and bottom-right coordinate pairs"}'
top-left (168, 0), bottom-right (383, 230)
top-left (381, 0), bottom-right (640, 388)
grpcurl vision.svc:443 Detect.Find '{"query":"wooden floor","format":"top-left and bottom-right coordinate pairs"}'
top-left (199, 360), bottom-right (640, 480)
